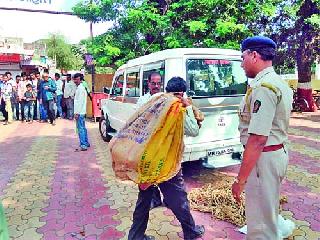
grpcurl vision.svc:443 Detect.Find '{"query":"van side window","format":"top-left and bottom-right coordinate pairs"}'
top-left (142, 64), bottom-right (165, 95)
top-left (111, 75), bottom-right (124, 96)
top-left (125, 72), bottom-right (140, 97)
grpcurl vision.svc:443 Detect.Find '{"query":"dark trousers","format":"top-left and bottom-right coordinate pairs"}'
top-left (128, 171), bottom-right (199, 240)
top-left (43, 99), bottom-right (56, 123)
top-left (150, 187), bottom-right (162, 208)
top-left (33, 99), bottom-right (38, 120)
top-left (11, 100), bottom-right (17, 120)
top-left (56, 95), bottom-right (63, 117)
top-left (14, 102), bottom-right (20, 120)
top-left (0, 99), bottom-right (8, 121)
top-left (20, 100), bottom-right (25, 121)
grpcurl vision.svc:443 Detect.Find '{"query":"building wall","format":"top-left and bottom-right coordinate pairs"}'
top-left (0, 63), bottom-right (21, 78)
top-left (286, 74), bottom-right (320, 90)
top-left (84, 73), bottom-right (114, 118)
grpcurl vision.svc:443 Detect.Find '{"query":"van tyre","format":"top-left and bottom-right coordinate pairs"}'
top-left (99, 114), bottom-right (113, 142)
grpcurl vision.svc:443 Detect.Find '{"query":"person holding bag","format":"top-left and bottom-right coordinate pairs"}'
top-left (124, 77), bottom-right (205, 240)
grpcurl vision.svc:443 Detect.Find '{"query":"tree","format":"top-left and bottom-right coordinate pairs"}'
top-left (74, 0), bottom-right (320, 112)
top-left (45, 34), bottom-right (84, 71)
top-left (268, 0), bottom-right (320, 111)
top-left (73, 0), bottom-right (278, 67)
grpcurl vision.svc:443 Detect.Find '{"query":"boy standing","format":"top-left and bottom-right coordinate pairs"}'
top-left (24, 83), bottom-right (37, 123)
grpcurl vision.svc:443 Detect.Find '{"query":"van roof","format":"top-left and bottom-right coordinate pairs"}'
top-left (118, 48), bottom-right (241, 70)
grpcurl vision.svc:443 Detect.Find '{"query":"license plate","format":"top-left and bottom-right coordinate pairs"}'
top-left (207, 147), bottom-right (234, 157)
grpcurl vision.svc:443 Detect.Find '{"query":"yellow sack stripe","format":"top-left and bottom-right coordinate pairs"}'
top-left (138, 101), bottom-right (185, 184)
top-left (110, 93), bottom-right (185, 185)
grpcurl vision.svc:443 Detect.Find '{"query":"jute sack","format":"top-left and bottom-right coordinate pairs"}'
top-left (109, 93), bottom-right (185, 185)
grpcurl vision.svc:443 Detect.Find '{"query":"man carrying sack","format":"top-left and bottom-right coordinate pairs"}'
top-left (110, 77), bottom-right (205, 240)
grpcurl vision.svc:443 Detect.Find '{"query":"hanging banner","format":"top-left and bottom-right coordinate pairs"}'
top-left (0, 0), bottom-right (96, 13)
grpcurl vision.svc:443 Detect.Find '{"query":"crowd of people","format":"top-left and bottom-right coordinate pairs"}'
top-left (0, 71), bottom-right (90, 126)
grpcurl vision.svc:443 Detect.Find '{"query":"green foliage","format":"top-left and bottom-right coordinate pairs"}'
top-left (73, 0), bottom-right (320, 79)
top-left (306, 14), bottom-right (320, 26)
top-left (186, 21), bottom-right (207, 34)
top-left (269, 0), bottom-right (320, 81)
top-left (46, 34), bottom-right (84, 71)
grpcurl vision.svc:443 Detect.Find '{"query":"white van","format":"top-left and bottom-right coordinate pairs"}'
top-left (99, 48), bottom-right (247, 168)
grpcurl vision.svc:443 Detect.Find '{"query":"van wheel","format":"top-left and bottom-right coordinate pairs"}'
top-left (99, 115), bottom-right (113, 142)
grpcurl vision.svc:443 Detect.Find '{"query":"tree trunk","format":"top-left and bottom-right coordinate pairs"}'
top-left (295, 0), bottom-right (317, 112)
top-left (296, 47), bottom-right (315, 112)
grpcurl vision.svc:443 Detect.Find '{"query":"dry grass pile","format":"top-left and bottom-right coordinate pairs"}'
top-left (188, 172), bottom-right (288, 227)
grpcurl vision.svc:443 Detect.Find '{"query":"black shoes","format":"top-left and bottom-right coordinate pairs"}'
top-left (185, 225), bottom-right (205, 240)
top-left (196, 224), bottom-right (205, 237)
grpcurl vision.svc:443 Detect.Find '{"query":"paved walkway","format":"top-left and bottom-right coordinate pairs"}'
top-left (0, 112), bottom-right (319, 239)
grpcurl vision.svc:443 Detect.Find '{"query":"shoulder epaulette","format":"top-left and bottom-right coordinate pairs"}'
top-left (260, 83), bottom-right (282, 104)
top-left (245, 83), bottom-right (282, 112)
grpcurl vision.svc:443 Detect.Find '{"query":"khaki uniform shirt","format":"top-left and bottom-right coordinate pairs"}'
top-left (238, 67), bottom-right (293, 146)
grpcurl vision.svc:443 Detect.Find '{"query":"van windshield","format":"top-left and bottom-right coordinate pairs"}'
top-left (187, 59), bottom-right (247, 97)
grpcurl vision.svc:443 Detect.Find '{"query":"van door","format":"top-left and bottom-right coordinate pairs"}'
top-left (120, 68), bottom-right (141, 127)
top-left (107, 73), bottom-right (125, 130)
top-left (185, 58), bottom-right (247, 145)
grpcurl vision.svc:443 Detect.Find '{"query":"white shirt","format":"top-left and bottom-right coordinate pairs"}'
top-left (0, 82), bottom-right (13, 101)
top-left (137, 92), bottom-right (199, 137)
top-left (136, 92), bottom-right (152, 108)
top-left (74, 84), bottom-right (87, 115)
top-left (64, 81), bottom-right (77, 98)
top-left (8, 79), bottom-right (17, 88)
top-left (17, 81), bottom-right (27, 100)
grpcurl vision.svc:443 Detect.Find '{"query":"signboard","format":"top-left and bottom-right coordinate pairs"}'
top-left (84, 53), bottom-right (94, 66)
top-left (0, 54), bottom-right (21, 63)
top-left (0, 37), bottom-right (24, 54)
top-left (0, 0), bottom-right (99, 13)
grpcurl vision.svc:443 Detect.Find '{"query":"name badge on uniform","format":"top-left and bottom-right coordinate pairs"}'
top-left (253, 100), bottom-right (261, 113)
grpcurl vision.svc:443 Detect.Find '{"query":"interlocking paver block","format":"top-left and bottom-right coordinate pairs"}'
top-left (0, 113), bottom-right (319, 239)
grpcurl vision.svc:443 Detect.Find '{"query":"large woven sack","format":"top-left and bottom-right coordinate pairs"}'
top-left (109, 93), bottom-right (185, 185)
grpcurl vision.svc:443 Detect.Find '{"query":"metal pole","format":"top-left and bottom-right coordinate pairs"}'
top-left (89, 0), bottom-right (95, 93)
top-left (90, 22), bottom-right (95, 93)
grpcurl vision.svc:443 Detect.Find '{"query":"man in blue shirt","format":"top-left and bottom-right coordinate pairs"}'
top-left (40, 73), bottom-right (57, 125)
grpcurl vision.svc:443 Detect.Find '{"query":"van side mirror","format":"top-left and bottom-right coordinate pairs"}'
top-left (187, 90), bottom-right (195, 97)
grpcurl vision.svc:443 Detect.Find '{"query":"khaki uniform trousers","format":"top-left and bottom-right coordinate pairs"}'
top-left (245, 147), bottom-right (288, 240)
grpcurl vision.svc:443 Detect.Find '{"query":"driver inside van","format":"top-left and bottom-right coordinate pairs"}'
top-left (136, 72), bottom-right (162, 108)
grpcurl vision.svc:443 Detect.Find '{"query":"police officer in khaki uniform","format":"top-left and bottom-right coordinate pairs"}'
top-left (232, 36), bottom-right (293, 239)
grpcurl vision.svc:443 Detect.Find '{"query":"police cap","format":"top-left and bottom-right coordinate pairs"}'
top-left (241, 36), bottom-right (277, 52)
